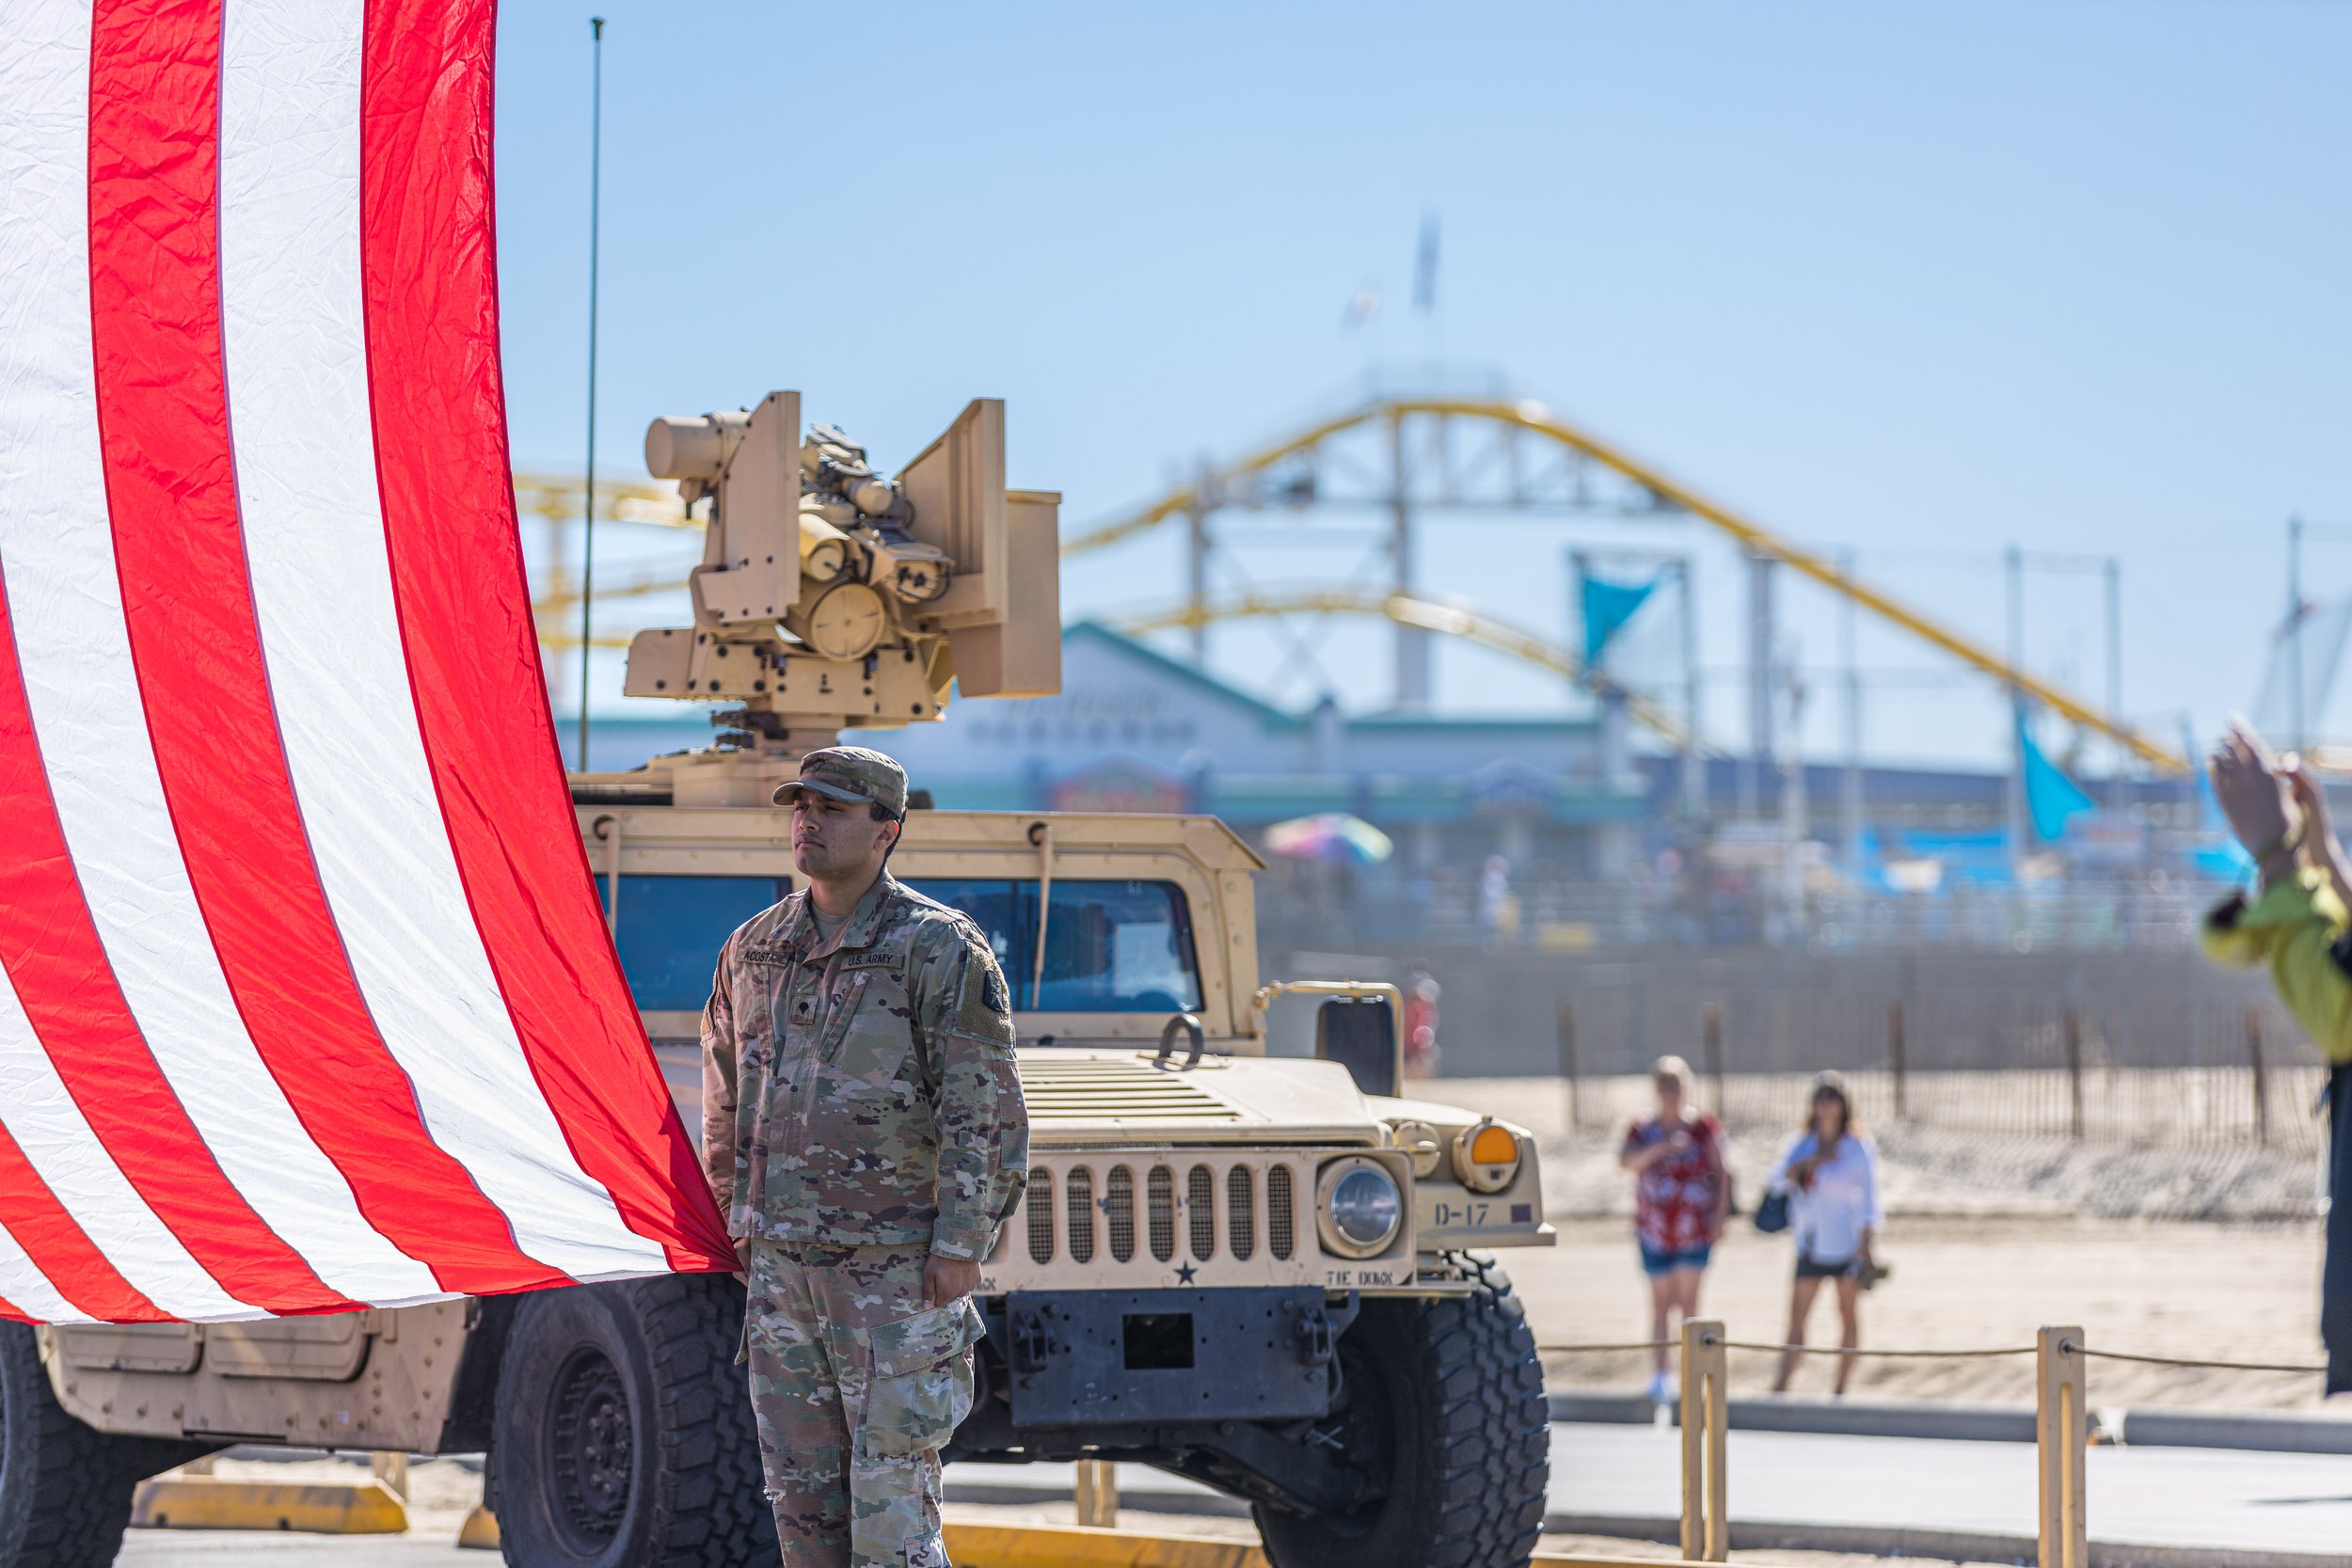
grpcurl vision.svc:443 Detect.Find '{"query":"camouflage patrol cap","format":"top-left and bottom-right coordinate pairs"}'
top-left (771, 745), bottom-right (908, 816)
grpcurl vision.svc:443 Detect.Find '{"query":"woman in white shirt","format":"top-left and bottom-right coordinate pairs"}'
top-left (1764, 1073), bottom-right (1883, 1395)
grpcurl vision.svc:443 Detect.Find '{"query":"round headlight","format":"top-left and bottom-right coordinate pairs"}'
top-left (1317, 1158), bottom-right (1402, 1259)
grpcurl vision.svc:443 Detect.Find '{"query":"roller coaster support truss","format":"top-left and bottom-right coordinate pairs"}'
top-left (1067, 398), bottom-right (2185, 774)
top-left (1118, 589), bottom-right (1702, 753)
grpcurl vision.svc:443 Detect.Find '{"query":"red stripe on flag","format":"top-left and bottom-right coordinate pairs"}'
top-left (0, 1121), bottom-right (163, 1323)
top-left (358, 0), bottom-right (732, 1272)
top-left (0, 570), bottom-right (358, 1317)
top-left (84, 0), bottom-right (561, 1301)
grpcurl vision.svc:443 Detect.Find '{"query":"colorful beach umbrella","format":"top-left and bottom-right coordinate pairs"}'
top-left (1264, 813), bottom-right (1395, 866)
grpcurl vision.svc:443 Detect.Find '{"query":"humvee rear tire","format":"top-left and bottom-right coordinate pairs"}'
top-left (492, 1275), bottom-right (775, 1568)
top-left (0, 1321), bottom-right (137, 1568)
top-left (1253, 1255), bottom-right (1549, 1568)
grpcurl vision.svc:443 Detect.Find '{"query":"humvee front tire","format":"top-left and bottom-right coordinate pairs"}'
top-left (491, 1275), bottom-right (775, 1568)
top-left (1253, 1255), bottom-right (1549, 1568)
top-left (1, 1321), bottom-right (149, 1568)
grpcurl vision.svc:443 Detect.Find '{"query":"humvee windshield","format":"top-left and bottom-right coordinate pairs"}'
top-left (610, 876), bottom-right (1202, 1014)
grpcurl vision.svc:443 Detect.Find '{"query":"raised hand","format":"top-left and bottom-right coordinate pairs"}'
top-left (2209, 722), bottom-right (2296, 866)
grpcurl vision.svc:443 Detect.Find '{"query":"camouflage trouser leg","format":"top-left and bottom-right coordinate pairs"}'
top-left (746, 1240), bottom-right (964, 1568)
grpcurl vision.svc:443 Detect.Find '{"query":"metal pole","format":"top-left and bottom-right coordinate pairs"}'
top-left (576, 16), bottom-right (606, 772)
top-left (2005, 545), bottom-right (2026, 879)
top-left (1701, 1002), bottom-right (1724, 1117)
top-left (2247, 1006), bottom-right (2270, 1147)
top-left (1184, 477), bottom-right (1209, 666)
top-left (2290, 515), bottom-right (2306, 754)
top-left (1742, 551), bottom-right (1773, 818)
top-left (1555, 998), bottom-right (1580, 1133)
top-left (1887, 1001), bottom-right (1907, 1120)
top-left (1841, 550), bottom-right (1863, 877)
top-left (1389, 411), bottom-right (1428, 709)
top-left (2117, 557), bottom-right (2136, 766)
top-left (1680, 559), bottom-right (1704, 818)
top-left (2064, 1009), bottom-right (2085, 1141)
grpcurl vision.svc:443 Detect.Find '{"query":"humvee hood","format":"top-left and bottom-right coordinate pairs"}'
top-left (1016, 1049), bottom-right (1381, 1148)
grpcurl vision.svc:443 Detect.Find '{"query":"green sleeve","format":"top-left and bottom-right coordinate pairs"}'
top-left (922, 931), bottom-right (1029, 1261)
top-left (2202, 872), bottom-right (2352, 1066)
top-left (699, 942), bottom-right (744, 1229)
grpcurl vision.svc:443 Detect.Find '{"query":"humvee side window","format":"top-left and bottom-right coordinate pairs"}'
top-left (905, 879), bottom-right (1202, 1013)
top-left (610, 874), bottom-right (792, 1011)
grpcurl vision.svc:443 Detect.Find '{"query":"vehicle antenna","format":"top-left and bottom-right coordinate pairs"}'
top-left (578, 14), bottom-right (606, 771)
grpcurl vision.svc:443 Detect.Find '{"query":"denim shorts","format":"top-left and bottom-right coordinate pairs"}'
top-left (1639, 1243), bottom-right (1712, 1276)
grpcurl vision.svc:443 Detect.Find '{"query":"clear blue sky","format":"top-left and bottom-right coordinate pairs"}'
top-left (491, 0), bottom-right (2351, 772)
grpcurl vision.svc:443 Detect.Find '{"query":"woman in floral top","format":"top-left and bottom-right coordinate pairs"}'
top-left (1618, 1054), bottom-right (1729, 1403)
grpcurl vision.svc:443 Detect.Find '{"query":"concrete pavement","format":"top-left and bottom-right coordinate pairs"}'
top-left (114, 1422), bottom-right (2352, 1565)
top-left (1547, 1421), bottom-right (2352, 1560)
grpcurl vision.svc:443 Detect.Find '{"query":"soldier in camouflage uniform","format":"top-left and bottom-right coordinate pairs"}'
top-left (703, 747), bottom-right (1028, 1568)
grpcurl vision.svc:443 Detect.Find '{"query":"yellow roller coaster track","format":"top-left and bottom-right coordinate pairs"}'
top-left (1117, 590), bottom-right (1702, 750)
top-left (1067, 398), bottom-right (2186, 774)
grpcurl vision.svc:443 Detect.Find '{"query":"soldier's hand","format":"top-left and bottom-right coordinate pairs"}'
top-left (924, 1254), bottom-right (980, 1307)
top-left (732, 1239), bottom-right (751, 1286)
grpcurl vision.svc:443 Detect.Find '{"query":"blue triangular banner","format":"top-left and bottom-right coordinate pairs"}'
top-left (2017, 705), bottom-right (2097, 846)
top-left (1581, 572), bottom-right (1658, 668)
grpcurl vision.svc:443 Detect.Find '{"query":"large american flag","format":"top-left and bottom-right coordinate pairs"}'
top-left (0, 0), bottom-right (734, 1323)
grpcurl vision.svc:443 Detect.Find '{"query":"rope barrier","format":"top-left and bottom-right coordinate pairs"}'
top-left (1717, 1339), bottom-right (2032, 1359)
top-left (1538, 1335), bottom-right (2326, 1372)
top-left (1536, 1338), bottom-right (2031, 1359)
top-left (2069, 1344), bottom-right (2328, 1375)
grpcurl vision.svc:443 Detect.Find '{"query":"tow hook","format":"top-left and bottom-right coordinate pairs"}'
top-left (1008, 1305), bottom-right (1063, 1376)
top-left (1286, 1291), bottom-right (1358, 1367)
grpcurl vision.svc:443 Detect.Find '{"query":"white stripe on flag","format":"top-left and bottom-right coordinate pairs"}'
top-left (0, 1217), bottom-right (88, 1327)
top-left (0, 966), bottom-right (250, 1321)
top-left (219, 0), bottom-right (666, 1279)
top-left (0, 3), bottom-right (437, 1308)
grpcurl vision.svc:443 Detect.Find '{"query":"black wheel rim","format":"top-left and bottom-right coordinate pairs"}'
top-left (544, 1344), bottom-right (634, 1552)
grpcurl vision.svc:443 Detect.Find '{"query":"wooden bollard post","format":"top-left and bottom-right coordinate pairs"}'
top-left (1678, 1320), bottom-right (1728, 1563)
top-left (1701, 1004), bottom-right (1725, 1122)
top-left (1887, 1001), bottom-right (1907, 1120)
top-left (1556, 998), bottom-right (1581, 1133)
top-left (1074, 1459), bottom-right (1118, 1528)
top-left (2247, 1006), bottom-right (2270, 1147)
top-left (2036, 1326), bottom-right (2088, 1568)
top-left (2063, 1011), bottom-right (2085, 1141)
top-left (370, 1452), bottom-right (408, 1503)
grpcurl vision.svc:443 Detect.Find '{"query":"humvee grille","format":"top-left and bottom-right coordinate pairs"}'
top-left (1001, 1151), bottom-right (1327, 1288)
top-left (1065, 1167), bottom-right (1095, 1263)
top-left (1187, 1164), bottom-right (1216, 1259)
top-left (1027, 1168), bottom-right (1056, 1264)
top-left (1148, 1166), bottom-right (1176, 1262)
top-left (1104, 1166), bottom-right (1136, 1261)
top-left (1014, 1055), bottom-right (1244, 1123)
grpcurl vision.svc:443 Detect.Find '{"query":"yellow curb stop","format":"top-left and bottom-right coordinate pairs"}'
top-left (457, 1501), bottom-right (501, 1549)
top-left (939, 1522), bottom-right (1715, 1568)
top-left (129, 1476), bottom-right (409, 1534)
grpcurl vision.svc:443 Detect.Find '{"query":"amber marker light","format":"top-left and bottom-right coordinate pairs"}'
top-left (1451, 1119), bottom-right (1521, 1194)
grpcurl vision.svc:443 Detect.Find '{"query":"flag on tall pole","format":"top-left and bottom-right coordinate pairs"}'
top-left (1412, 213), bottom-right (1439, 315)
top-left (0, 0), bottom-right (733, 1325)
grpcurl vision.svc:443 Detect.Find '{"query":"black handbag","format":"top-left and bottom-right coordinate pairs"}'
top-left (1754, 1190), bottom-right (1789, 1234)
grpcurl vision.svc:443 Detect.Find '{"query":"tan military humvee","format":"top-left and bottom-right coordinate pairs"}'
top-left (8, 394), bottom-right (1553, 1568)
